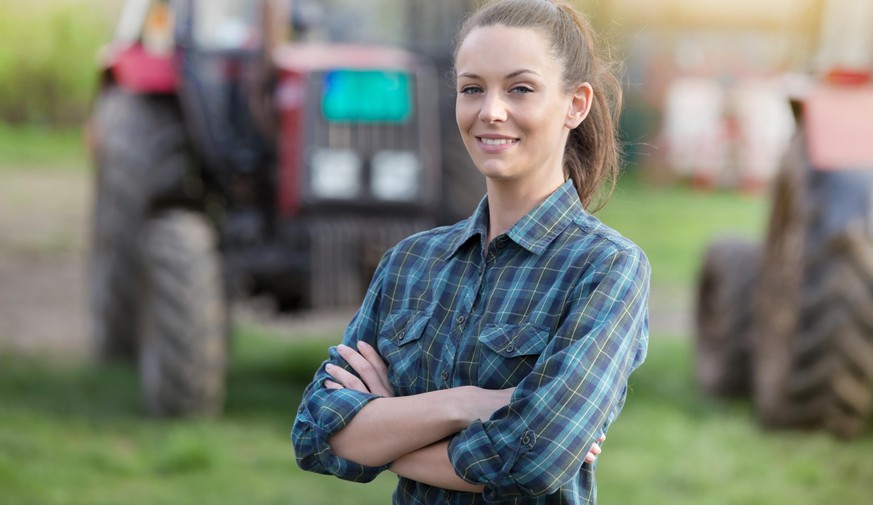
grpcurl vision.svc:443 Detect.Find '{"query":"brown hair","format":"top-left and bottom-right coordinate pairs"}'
top-left (454, 0), bottom-right (623, 211)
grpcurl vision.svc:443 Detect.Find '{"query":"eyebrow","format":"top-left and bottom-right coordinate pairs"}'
top-left (457, 69), bottom-right (542, 80)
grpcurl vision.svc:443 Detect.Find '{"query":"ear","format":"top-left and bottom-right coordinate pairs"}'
top-left (565, 82), bottom-right (593, 129)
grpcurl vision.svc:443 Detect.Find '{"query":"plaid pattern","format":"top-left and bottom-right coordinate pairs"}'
top-left (292, 181), bottom-right (650, 504)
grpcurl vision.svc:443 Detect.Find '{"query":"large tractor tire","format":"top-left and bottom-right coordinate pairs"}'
top-left (139, 210), bottom-right (227, 417)
top-left (752, 133), bottom-right (873, 438)
top-left (89, 88), bottom-right (189, 360)
top-left (695, 237), bottom-right (761, 397)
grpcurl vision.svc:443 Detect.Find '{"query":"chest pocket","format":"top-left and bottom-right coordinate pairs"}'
top-left (377, 310), bottom-right (432, 392)
top-left (477, 323), bottom-right (550, 389)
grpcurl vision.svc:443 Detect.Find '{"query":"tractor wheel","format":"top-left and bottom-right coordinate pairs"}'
top-left (751, 134), bottom-right (809, 428)
top-left (793, 229), bottom-right (873, 438)
top-left (139, 210), bottom-right (227, 417)
top-left (695, 237), bottom-right (761, 397)
top-left (753, 133), bottom-right (873, 438)
top-left (90, 88), bottom-right (188, 360)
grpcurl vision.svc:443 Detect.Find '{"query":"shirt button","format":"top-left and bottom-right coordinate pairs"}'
top-left (456, 315), bottom-right (466, 324)
top-left (397, 331), bottom-right (406, 341)
top-left (441, 370), bottom-right (449, 381)
top-left (521, 433), bottom-right (531, 445)
top-left (505, 344), bottom-right (515, 353)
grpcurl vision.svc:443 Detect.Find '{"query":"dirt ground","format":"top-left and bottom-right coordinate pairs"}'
top-left (0, 169), bottom-right (355, 360)
top-left (0, 168), bottom-right (688, 361)
top-left (0, 170), bottom-right (92, 358)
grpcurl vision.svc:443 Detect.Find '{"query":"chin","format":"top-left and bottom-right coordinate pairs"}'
top-left (475, 160), bottom-right (516, 180)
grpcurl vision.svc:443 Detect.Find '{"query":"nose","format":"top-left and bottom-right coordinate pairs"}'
top-left (479, 92), bottom-right (507, 124)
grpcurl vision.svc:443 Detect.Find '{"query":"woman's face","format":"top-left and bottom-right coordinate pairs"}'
top-left (454, 25), bottom-right (585, 188)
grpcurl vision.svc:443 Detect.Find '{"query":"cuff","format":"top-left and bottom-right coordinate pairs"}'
top-left (447, 419), bottom-right (535, 502)
top-left (295, 387), bottom-right (388, 481)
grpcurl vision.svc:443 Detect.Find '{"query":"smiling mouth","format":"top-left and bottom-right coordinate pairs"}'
top-left (477, 137), bottom-right (518, 146)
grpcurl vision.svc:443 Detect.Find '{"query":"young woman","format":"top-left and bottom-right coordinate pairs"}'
top-left (291, 1), bottom-right (649, 503)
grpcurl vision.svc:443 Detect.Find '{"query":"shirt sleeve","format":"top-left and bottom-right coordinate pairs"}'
top-left (447, 245), bottom-right (650, 501)
top-left (290, 250), bottom-right (392, 482)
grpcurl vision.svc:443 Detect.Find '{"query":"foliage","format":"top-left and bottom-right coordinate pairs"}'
top-left (0, 0), bottom-right (118, 125)
top-left (1, 329), bottom-right (871, 505)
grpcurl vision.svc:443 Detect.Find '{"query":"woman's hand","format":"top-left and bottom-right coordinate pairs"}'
top-left (325, 342), bottom-right (394, 397)
top-left (584, 434), bottom-right (605, 464)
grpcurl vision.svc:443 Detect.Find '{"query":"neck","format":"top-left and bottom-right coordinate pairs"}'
top-left (485, 175), bottom-right (564, 245)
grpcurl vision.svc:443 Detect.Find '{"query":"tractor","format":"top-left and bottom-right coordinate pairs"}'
top-left (86, 0), bottom-right (481, 417)
top-left (695, 0), bottom-right (873, 438)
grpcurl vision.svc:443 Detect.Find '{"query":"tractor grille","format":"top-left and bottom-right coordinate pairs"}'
top-left (304, 216), bottom-right (433, 307)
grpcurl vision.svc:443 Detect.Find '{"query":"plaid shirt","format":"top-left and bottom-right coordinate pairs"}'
top-left (292, 180), bottom-right (650, 504)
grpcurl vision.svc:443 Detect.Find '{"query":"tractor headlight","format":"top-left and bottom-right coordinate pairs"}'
top-left (371, 150), bottom-right (421, 201)
top-left (310, 149), bottom-right (362, 199)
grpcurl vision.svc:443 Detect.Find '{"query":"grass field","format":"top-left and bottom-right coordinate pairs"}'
top-left (2, 329), bottom-right (871, 505)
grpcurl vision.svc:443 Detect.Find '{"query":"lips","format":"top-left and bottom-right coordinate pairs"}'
top-left (475, 134), bottom-right (519, 151)
top-left (478, 137), bottom-right (517, 146)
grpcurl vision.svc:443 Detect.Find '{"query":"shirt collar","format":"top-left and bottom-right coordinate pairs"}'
top-left (446, 180), bottom-right (583, 258)
top-left (507, 180), bottom-right (582, 255)
top-left (445, 193), bottom-right (491, 259)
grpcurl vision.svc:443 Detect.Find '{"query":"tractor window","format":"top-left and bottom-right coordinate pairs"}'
top-left (294, 0), bottom-right (407, 46)
top-left (194, 0), bottom-right (264, 50)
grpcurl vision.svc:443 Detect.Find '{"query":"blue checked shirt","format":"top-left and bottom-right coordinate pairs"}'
top-left (292, 180), bottom-right (650, 504)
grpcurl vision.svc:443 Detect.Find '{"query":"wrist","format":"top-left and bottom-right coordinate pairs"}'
top-left (445, 385), bottom-right (479, 429)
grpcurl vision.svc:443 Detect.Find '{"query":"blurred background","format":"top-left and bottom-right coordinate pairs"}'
top-left (1, 0), bottom-right (872, 504)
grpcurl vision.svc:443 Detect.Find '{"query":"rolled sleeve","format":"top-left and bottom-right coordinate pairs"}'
top-left (291, 250), bottom-right (393, 482)
top-left (292, 383), bottom-right (387, 481)
top-left (448, 418), bottom-right (536, 501)
top-left (448, 245), bottom-right (650, 500)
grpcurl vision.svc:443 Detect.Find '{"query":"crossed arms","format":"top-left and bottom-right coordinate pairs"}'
top-left (323, 341), bottom-right (603, 492)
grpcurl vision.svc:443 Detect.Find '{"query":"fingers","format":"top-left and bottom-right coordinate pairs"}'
top-left (328, 343), bottom-right (393, 397)
top-left (356, 341), bottom-right (394, 397)
top-left (584, 435), bottom-right (605, 464)
top-left (336, 344), bottom-right (379, 388)
top-left (325, 363), bottom-right (369, 393)
top-left (584, 445), bottom-right (599, 463)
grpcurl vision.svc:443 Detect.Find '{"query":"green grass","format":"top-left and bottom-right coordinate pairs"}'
top-left (0, 123), bottom-right (87, 169)
top-left (599, 175), bottom-right (769, 285)
top-left (2, 329), bottom-right (871, 505)
top-left (0, 328), bottom-right (398, 505)
top-left (599, 337), bottom-right (873, 504)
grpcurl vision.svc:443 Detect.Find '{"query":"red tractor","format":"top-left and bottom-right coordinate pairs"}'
top-left (87, 0), bottom-right (480, 417)
top-left (695, 0), bottom-right (873, 438)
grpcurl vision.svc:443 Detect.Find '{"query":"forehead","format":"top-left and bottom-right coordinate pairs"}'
top-left (455, 25), bottom-right (559, 77)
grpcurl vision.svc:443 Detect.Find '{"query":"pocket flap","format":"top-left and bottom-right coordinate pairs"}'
top-left (479, 323), bottom-right (549, 357)
top-left (380, 310), bottom-right (431, 346)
